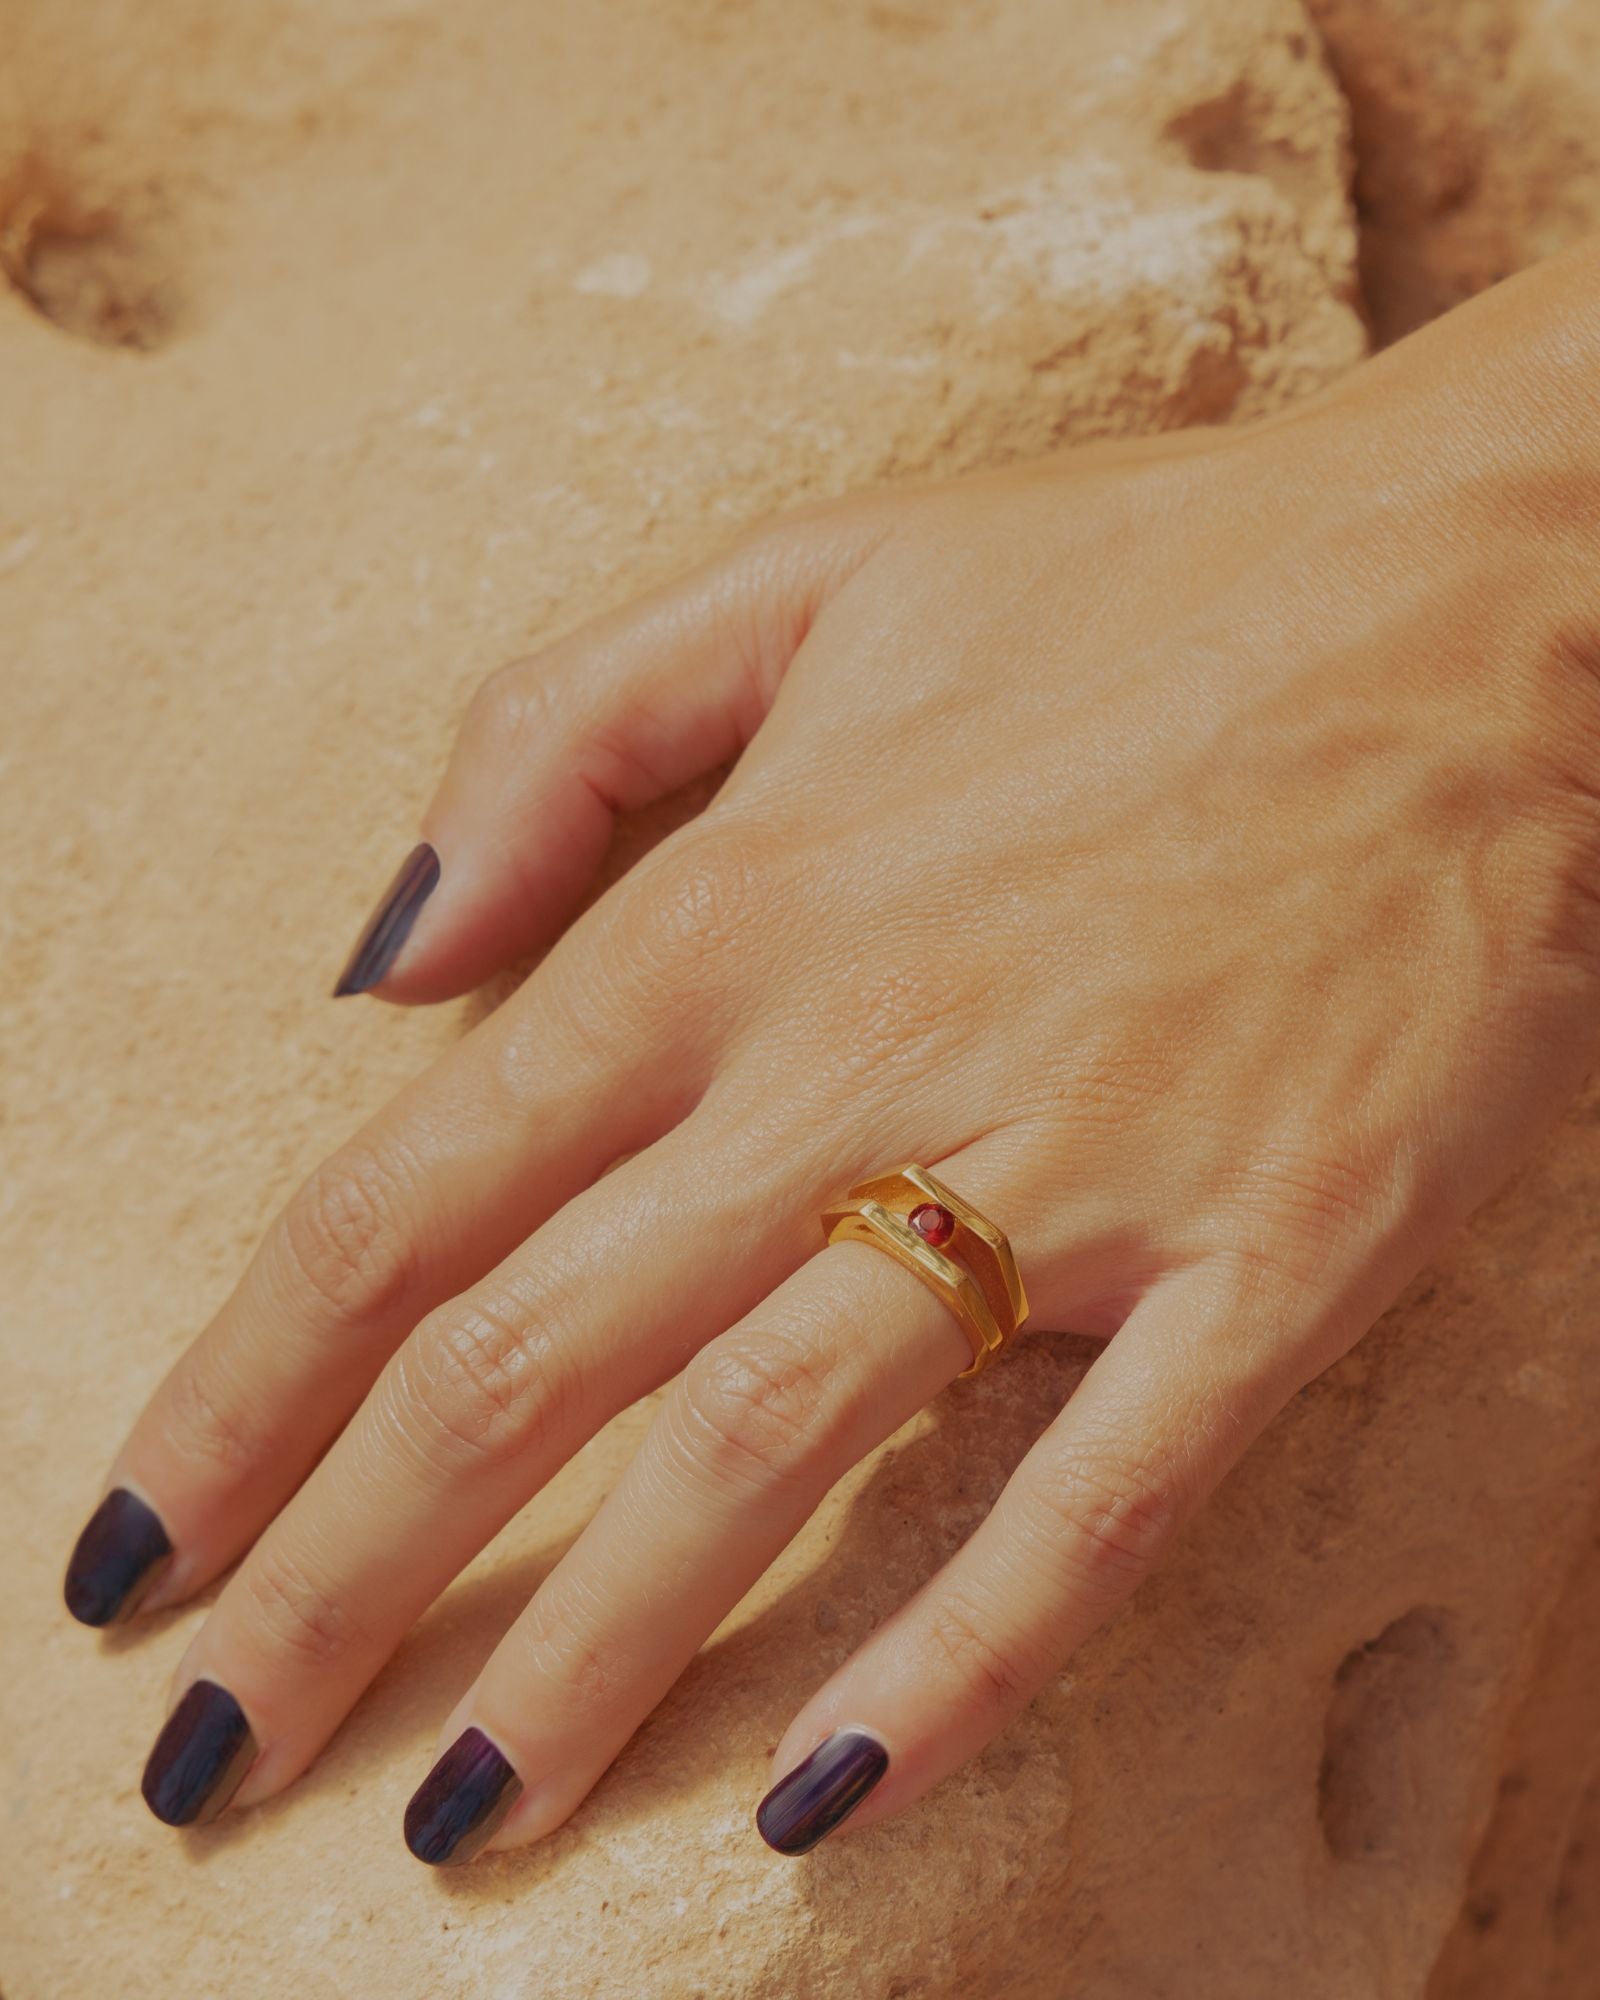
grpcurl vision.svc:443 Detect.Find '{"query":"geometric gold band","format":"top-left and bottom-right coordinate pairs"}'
top-left (820, 1163), bottom-right (1029, 1380)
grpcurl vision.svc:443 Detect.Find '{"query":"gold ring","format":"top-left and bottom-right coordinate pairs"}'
top-left (821, 1164), bottom-right (1029, 1379)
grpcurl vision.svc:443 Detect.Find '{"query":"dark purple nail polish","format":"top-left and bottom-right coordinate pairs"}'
top-left (63, 1487), bottom-right (173, 1627)
top-left (141, 1679), bottom-right (257, 1827)
top-left (756, 1727), bottom-right (888, 1856)
top-left (332, 841), bottom-right (440, 997)
top-left (404, 1726), bottom-right (523, 1867)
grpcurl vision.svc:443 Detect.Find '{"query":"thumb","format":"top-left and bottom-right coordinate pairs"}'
top-left (331, 504), bottom-right (886, 1003)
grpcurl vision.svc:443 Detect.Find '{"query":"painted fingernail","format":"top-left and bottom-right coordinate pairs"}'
top-left (141, 1679), bottom-right (257, 1827)
top-left (404, 1726), bottom-right (524, 1867)
top-left (63, 1487), bottom-right (174, 1627)
top-left (331, 840), bottom-right (440, 996)
top-left (756, 1727), bottom-right (889, 1856)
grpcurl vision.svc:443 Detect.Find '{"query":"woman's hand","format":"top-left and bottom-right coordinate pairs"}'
top-left (64, 235), bottom-right (1600, 1862)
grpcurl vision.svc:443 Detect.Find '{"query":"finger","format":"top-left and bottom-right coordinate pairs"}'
top-left (135, 1108), bottom-right (813, 1827)
top-left (753, 1261), bottom-right (1337, 1855)
top-left (62, 918), bottom-right (710, 1632)
top-left (401, 1238), bottom-right (968, 1864)
top-left (332, 506), bottom-right (888, 1005)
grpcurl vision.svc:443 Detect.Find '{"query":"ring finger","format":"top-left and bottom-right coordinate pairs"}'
top-left (398, 1141), bottom-right (1026, 1865)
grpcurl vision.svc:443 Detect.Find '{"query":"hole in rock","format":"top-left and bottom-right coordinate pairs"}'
top-left (1318, 1604), bottom-right (1456, 1862)
top-left (0, 152), bottom-right (177, 349)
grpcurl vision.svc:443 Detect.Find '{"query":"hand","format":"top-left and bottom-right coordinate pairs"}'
top-left (64, 235), bottom-right (1600, 1863)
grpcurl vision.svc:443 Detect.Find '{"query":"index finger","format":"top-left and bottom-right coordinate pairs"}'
top-left (61, 928), bottom-right (708, 1628)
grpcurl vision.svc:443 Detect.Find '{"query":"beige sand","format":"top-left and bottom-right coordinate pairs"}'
top-left (3, 2), bottom-right (1598, 1993)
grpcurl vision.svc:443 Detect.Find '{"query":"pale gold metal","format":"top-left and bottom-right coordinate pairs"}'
top-left (821, 1164), bottom-right (1030, 1379)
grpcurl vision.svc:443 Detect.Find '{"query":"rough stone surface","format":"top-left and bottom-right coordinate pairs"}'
top-left (1, 2), bottom-right (1597, 1995)
top-left (1306, 0), bottom-right (1600, 341)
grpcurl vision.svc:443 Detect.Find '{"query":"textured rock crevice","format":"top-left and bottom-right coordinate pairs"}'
top-left (1425, 1509), bottom-right (1600, 2000)
top-left (0, 150), bottom-right (178, 349)
top-left (1305, 0), bottom-right (1600, 341)
top-left (1318, 1606), bottom-right (1458, 1865)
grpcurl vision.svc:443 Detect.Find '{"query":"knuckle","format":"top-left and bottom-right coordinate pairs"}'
top-left (513, 1584), bottom-right (625, 1714)
top-left (466, 657), bottom-right (558, 754)
top-left (1059, 1033), bottom-right (1175, 1137)
top-left (402, 1292), bottom-right (567, 1472)
top-left (1547, 615), bottom-right (1600, 701)
top-left (1209, 1233), bottom-right (1320, 1308)
top-left (1028, 1452), bottom-right (1183, 1608)
top-left (482, 965), bottom-right (620, 1120)
top-left (163, 1351), bottom-right (260, 1474)
top-left (1218, 1141), bottom-right (1385, 1292)
top-left (616, 822), bottom-right (788, 978)
top-left (828, 959), bottom-right (971, 1089)
top-left (675, 1331), bottom-right (840, 1494)
top-left (921, 1592), bottom-right (1039, 1713)
top-left (1549, 863), bottom-right (1600, 982)
top-left (1261, 1148), bottom-right (1383, 1240)
top-left (1525, 618), bottom-right (1600, 775)
top-left (278, 1140), bottom-right (421, 1326)
top-left (241, 1542), bottom-right (357, 1671)
top-left (580, 691), bottom-right (681, 814)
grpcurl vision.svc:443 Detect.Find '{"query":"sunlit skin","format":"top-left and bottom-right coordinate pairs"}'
top-left (65, 230), bottom-right (1600, 1857)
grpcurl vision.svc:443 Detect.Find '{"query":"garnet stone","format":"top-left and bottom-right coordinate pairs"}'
top-left (909, 1202), bottom-right (956, 1248)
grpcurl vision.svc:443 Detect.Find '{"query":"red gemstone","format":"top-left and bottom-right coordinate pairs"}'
top-left (909, 1202), bottom-right (956, 1248)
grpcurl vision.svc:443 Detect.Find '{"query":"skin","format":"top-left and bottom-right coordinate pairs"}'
top-left (77, 229), bottom-right (1600, 1855)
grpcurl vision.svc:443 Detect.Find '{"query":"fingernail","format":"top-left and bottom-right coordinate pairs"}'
top-left (63, 1487), bottom-right (174, 1627)
top-left (756, 1727), bottom-right (889, 1856)
top-left (141, 1679), bottom-right (257, 1827)
top-left (332, 840), bottom-right (441, 997)
top-left (404, 1726), bottom-right (524, 1867)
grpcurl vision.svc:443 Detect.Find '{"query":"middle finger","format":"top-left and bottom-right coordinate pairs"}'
top-left (406, 1233), bottom-right (972, 1863)
top-left (137, 1107), bottom-right (809, 1825)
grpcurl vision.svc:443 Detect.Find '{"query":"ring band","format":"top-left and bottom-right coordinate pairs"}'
top-left (821, 1164), bottom-right (1029, 1379)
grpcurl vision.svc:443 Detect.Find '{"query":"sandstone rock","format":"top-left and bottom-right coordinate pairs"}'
top-left (1, 2), bottom-right (1596, 1995)
top-left (1306, 0), bottom-right (1600, 341)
